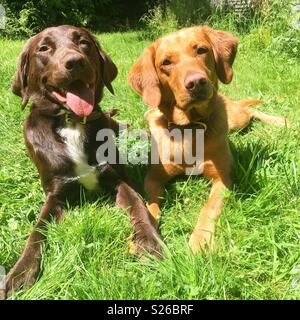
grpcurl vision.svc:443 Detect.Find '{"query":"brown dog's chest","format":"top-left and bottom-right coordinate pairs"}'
top-left (57, 123), bottom-right (101, 191)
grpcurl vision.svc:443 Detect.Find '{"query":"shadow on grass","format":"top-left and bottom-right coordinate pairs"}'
top-left (230, 137), bottom-right (282, 198)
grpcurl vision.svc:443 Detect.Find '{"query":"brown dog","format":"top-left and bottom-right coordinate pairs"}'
top-left (128, 26), bottom-right (287, 253)
top-left (1, 25), bottom-right (162, 299)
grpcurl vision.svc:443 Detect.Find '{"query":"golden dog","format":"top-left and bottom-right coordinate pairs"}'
top-left (128, 26), bottom-right (287, 253)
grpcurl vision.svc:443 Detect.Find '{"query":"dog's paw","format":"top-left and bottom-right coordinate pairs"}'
top-left (0, 289), bottom-right (6, 300)
top-left (3, 260), bottom-right (40, 298)
top-left (188, 228), bottom-right (215, 254)
top-left (146, 203), bottom-right (161, 226)
top-left (127, 234), bottom-right (139, 255)
top-left (275, 116), bottom-right (290, 127)
top-left (132, 231), bottom-right (164, 260)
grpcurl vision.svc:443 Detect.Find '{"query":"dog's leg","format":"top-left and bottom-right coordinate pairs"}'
top-left (144, 166), bottom-right (172, 224)
top-left (144, 177), bottom-right (165, 223)
top-left (246, 106), bottom-right (288, 127)
top-left (1, 192), bottom-right (64, 298)
top-left (226, 98), bottom-right (288, 130)
top-left (189, 144), bottom-right (232, 253)
top-left (116, 181), bottom-right (163, 258)
top-left (188, 178), bottom-right (231, 253)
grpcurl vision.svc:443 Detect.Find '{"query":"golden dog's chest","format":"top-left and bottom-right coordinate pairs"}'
top-left (150, 124), bottom-right (205, 175)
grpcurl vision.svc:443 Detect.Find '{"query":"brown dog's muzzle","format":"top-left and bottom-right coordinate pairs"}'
top-left (64, 53), bottom-right (85, 71)
top-left (42, 50), bottom-right (96, 117)
top-left (45, 49), bottom-right (93, 85)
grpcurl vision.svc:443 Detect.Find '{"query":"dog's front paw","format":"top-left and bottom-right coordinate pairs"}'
top-left (127, 234), bottom-right (139, 255)
top-left (0, 288), bottom-right (6, 300)
top-left (2, 259), bottom-right (40, 299)
top-left (133, 230), bottom-right (164, 260)
top-left (146, 203), bottom-right (161, 228)
top-left (188, 227), bottom-right (215, 254)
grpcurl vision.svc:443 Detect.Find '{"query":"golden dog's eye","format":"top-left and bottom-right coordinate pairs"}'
top-left (39, 45), bottom-right (50, 52)
top-left (196, 47), bottom-right (208, 55)
top-left (162, 59), bottom-right (172, 66)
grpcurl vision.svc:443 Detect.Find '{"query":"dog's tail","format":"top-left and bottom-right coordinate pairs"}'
top-left (236, 98), bottom-right (264, 108)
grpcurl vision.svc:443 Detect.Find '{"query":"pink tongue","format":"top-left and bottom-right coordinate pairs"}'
top-left (66, 82), bottom-right (94, 117)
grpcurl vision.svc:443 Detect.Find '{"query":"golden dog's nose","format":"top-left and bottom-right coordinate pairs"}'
top-left (184, 73), bottom-right (207, 92)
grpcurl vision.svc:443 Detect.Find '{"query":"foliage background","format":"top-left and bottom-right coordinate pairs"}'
top-left (1, 0), bottom-right (299, 60)
top-left (0, 0), bottom-right (157, 36)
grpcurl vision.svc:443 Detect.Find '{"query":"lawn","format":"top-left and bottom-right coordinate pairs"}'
top-left (0, 30), bottom-right (299, 300)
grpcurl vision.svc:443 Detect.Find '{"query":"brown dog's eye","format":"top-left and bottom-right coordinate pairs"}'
top-left (196, 47), bottom-right (208, 55)
top-left (39, 45), bottom-right (50, 52)
top-left (162, 59), bottom-right (172, 66)
top-left (79, 39), bottom-right (90, 47)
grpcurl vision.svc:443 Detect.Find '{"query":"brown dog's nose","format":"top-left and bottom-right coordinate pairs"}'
top-left (184, 73), bottom-right (207, 92)
top-left (65, 55), bottom-right (84, 70)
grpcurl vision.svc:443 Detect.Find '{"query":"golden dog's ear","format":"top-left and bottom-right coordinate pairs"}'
top-left (204, 26), bottom-right (238, 84)
top-left (128, 44), bottom-right (161, 108)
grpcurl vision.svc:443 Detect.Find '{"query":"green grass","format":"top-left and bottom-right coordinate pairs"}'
top-left (0, 29), bottom-right (300, 300)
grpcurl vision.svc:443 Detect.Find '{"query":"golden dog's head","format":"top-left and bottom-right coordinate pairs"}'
top-left (128, 26), bottom-right (238, 124)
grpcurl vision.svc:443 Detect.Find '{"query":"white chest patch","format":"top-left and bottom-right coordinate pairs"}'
top-left (58, 124), bottom-right (99, 191)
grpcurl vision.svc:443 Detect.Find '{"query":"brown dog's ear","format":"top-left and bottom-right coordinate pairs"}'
top-left (12, 38), bottom-right (33, 109)
top-left (204, 26), bottom-right (238, 84)
top-left (128, 44), bottom-right (161, 108)
top-left (90, 34), bottom-right (118, 95)
top-left (99, 49), bottom-right (118, 95)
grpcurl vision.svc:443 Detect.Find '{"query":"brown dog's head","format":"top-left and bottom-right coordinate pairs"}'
top-left (128, 26), bottom-right (238, 123)
top-left (13, 25), bottom-right (117, 116)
